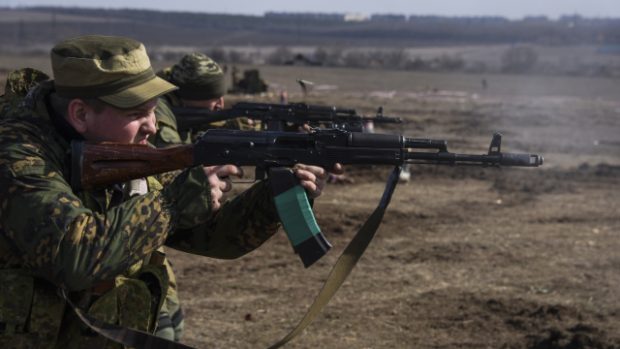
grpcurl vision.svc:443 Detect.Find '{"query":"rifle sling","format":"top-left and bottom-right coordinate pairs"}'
top-left (60, 166), bottom-right (401, 349)
top-left (267, 166), bottom-right (401, 349)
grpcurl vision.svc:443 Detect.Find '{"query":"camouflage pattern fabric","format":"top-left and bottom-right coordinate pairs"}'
top-left (3, 68), bottom-right (50, 100)
top-left (0, 68), bottom-right (50, 118)
top-left (152, 95), bottom-right (192, 147)
top-left (169, 53), bottom-right (226, 101)
top-left (0, 82), bottom-right (281, 348)
top-left (57, 268), bottom-right (168, 349)
top-left (170, 53), bottom-right (224, 83)
top-left (156, 66), bottom-right (173, 81)
top-left (0, 269), bottom-right (64, 347)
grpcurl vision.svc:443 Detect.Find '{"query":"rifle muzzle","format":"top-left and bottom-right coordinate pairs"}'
top-left (500, 153), bottom-right (544, 167)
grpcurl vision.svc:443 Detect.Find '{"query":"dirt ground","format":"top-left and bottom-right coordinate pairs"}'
top-left (163, 72), bottom-right (620, 349)
top-left (1, 62), bottom-right (619, 348)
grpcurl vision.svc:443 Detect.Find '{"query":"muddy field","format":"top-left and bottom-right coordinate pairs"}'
top-left (1, 61), bottom-right (619, 348)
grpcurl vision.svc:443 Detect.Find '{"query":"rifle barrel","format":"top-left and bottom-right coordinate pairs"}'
top-left (404, 151), bottom-right (543, 167)
top-left (172, 102), bottom-right (403, 132)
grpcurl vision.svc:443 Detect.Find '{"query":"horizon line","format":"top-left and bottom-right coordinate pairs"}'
top-left (2, 5), bottom-right (619, 21)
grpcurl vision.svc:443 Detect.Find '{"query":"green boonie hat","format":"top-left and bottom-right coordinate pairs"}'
top-left (170, 53), bottom-right (225, 100)
top-left (51, 35), bottom-right (177, 108)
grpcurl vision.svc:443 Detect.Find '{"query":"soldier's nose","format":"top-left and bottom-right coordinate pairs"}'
top-left (143, 114), bottom-right (157, 135)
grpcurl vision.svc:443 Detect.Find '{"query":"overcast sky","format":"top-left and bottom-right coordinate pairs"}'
top-left (2, 0), bottom-right (620, 19)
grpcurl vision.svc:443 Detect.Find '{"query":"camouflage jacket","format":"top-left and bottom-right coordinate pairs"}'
top-left (152, 67), bottom-right (192, 147)
top-left (0, 81), bottom-right (280, 348)
top-left (152, 93), bottom-right (194, 147)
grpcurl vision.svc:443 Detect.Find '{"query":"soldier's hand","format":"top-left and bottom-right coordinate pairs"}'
top-left (298, 123), bottom-right (312, 133)
top-left (204, 165), bottom-right (243, 211)
top-left (294, 163), bottom-right (343, 199)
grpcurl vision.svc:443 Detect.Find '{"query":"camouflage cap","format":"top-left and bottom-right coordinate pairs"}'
top-left (169, 53), bottom-right (225, 100)
top-left (51, 35), bottom-right (177, 108)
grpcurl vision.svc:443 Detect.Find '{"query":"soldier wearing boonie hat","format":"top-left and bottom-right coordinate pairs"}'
top-left (152, 53), bottom-right (257, 147)
top-left (52, 35), bottom-right (177, 108)
top-left (0, 35), bottom-right (286, 349)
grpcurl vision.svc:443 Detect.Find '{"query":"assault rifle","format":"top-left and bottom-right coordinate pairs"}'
top-left (71, 129), bottom-right (542, 268)
top-left (172, 102), bottom-right (403, 132)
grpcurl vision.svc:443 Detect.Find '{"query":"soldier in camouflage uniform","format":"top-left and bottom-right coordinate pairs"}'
top-left (152, 52), bottom-right (256, 148)
top-left (0, 66), bottom-right (190, 342)
top-left (0, 35), bottom-right (331, 348)
top-left (151, 53), bottom-right (257, 341)
top-left (0, 67), bottom-right (50, 117)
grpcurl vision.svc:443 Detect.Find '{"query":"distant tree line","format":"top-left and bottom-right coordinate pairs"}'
top-left (1, 7), bottom-right (619, 77)
top-left (1, 7), bottom-right (619, 48)
top-left (158, 45), bottom-right (615, 78)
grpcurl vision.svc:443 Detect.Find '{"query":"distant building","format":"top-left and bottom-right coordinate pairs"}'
top-left (344, 13), bottom-right (369, 22)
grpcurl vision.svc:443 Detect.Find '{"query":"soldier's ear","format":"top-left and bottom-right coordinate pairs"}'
top-left (66, 99), bottom-right (89, 134)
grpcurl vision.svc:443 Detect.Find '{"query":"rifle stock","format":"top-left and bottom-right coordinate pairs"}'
top-left (71, 141), bottom-right (194, 191)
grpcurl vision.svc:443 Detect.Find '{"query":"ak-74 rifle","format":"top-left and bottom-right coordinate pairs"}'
top-left (171, 102), bottom-right (403, 132)
top-left (69, 129), bottom-right (543, 349)
top-left (71, 129), bottom-right (543, 268)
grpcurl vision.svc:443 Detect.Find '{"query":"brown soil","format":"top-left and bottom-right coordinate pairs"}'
top-left (168, 89), bottom-right (620, 348)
